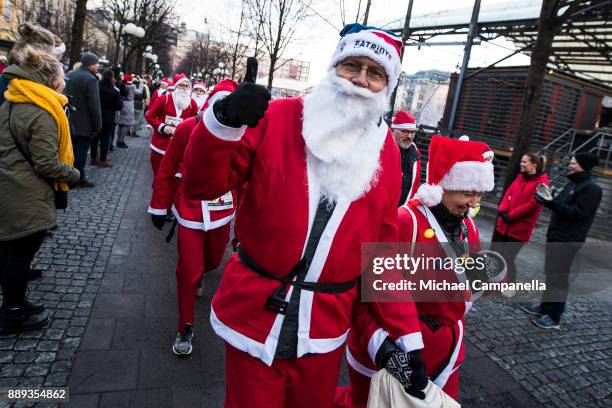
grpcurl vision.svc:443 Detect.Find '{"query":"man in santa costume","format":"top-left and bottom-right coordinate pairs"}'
top-left (145, 73), bottom-right (198, 181)
top-left (191, 82), bottom-right (208, 110)
top-left (338, 135), bottom-right (496, 407)
top-left (391, 110), bottom-right (421, 206)
top-left (182, 23), bottom-right (426, 407)
top-left (148, 80), bottom-right (238, 356)
top-left (149, 77), bottom-right (170, 108)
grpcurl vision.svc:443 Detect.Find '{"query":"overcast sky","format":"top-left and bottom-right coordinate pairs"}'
top-left (174, 0), bottom-right (533, 84)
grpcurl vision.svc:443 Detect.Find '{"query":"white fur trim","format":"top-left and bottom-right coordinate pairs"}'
top-left (193, 84), bottom-right (206, 91)
top-left (174, 77), bottom-right (190, 87)
top-left (149, 143), bottom-right (165, 155)
top-left (458, 135), bottom-right (470, 141)
top-left (396, 332), bottom-right (424, 353)
top-left (368, 328), bottom-right (390, 364)
top-left (414, 184), bottom-right (444, 207)
top-left (391, 123), bottom-right (416, 130)
top-left (147, 206), bottom-right (167, 216)
top-left (328, 30), bottom-right (401, 98)
top-left (203, 101), bottom-right (246, 141)
top-left (439, 161), bottom-right (495, 192)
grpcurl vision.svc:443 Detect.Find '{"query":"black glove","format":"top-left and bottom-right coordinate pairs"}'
top-left (151, 214), bottom-right (166, 230)
top-left (375, 337), bottom-right (428, 399)
top-left (499, 211), bottom-right (510, 223)
top-left (213, 82), bottom-right (271, 128)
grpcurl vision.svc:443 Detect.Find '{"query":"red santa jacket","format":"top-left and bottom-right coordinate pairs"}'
top-left (148, 115), bottom-right (235, 230)
top-left (496, 172), bottom-right (548, 241)
top-left (145, 92), bottom-right (198, 155)
top-left (346, 201), bottom-right (481, 391)
top-left (182, 97), bottom-right (422, 366)
top-left (149, 88), bottom-right (165, 108)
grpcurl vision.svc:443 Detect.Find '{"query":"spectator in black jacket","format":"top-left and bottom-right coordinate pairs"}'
top-left (522, 152), bottom-right (603, 329)
top-left (64, 52), bottom-right (102, 187)
top-left (92, 70), bottom-right (123, 168)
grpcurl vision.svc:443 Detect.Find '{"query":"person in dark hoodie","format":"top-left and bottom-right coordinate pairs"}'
top-left (493, 153), bottom-right (549, 297)
top-left (92, 69), bottom-right (123, 167)
top-left (522, 152), bottom-right (602, 329)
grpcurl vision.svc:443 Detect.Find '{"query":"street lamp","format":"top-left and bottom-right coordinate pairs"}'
top-left (213, 61), bottom-right (230, 82)
top-left (117, 22), bottom-right (145, 70)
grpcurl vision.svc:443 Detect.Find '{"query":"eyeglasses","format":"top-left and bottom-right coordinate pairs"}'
top-left (193, 89), bottom-right (205, 95)
top-left (337, 60), bottom-right (387, 83)
top-left (176, 83), bottom-right (190, 90)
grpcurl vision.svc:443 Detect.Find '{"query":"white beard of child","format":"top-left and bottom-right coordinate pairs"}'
top-left (174, 90), bottom-right (191, 111)
top-left (192, 94), bottom-right (206, 109)
top-left (302, 70), bottom-right (389, 203)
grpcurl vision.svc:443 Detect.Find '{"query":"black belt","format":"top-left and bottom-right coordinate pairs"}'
top-left (237, 247), bottom-right (358, 314)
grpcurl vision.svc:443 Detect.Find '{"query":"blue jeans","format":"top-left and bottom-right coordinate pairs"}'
top-left (72, 135), bottom-right (91, 182)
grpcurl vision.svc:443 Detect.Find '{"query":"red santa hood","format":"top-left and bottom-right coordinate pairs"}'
top-left (415, 135), bottom-right (495, 207)
top-left (392, 110), bottom-right (416, 130)
top-left (173, 73), bottom-right (190, 87)
top-left (202, 79), bottom-right (239, 110)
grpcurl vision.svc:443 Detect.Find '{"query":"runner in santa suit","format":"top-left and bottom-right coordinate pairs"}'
top-left (337, 135), bottom-right (496, 407)
top-left (391, 110), bottom-right (421, 206)
top-left (191, 82), bottom-right (208, 111)
top-left (148, 80), bottom-right (239, 356)
top-left (182, 24), bottom-right (426, 408)
top-left (149, 77), bottom-right (170, 108)
top-left (145, 73), bottom-right (198, 183)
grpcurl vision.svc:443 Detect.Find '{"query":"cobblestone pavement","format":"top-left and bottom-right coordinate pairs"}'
top-left (1, 130), bottom-right (611, 407)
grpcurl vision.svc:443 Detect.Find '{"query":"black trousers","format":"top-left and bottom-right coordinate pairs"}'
top-left (0, 231), bottom-right (46, 309)
top-left (540, 242), bottom-right (582, 323)
top-left (491, 229), bottom-right (524, 284)
top-left (91, 123), bottom-right (114, 161)
top-left (72, 135), bottom-right (91, 182)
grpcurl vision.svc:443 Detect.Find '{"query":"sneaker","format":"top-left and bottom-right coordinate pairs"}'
top-left (520, 303), bottom-right (543, 316)
top-left (196, 274), bottom-right (207, 297)
top-left (96, 160), bottom-right (113, 168)
top-left (0, 309), bottom-right (49, 336)
top-left (172, 324), bottom-right (194, 356)
top-left (532, 315), bottom-right (561, 330)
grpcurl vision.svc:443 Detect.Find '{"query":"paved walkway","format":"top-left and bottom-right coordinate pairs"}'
top-left (1, 131), bottom-right (611, 407)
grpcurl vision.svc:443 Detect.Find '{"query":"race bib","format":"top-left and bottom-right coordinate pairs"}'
top-left (207, 191), bottom-right (233, 211)
top-left (165, 115), bottom-right (182, 127)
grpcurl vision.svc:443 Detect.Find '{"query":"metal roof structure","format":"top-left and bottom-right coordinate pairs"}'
top-left (382, 0), bottom-right (612, 87)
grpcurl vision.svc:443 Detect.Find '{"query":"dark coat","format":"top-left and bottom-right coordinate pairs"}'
top-left (98, 81), bottom-right (123, 125)
top-left (496, 171), bottom-right (549, 241)
top-left (545, 172), bottom-right (602, 242)
top-left (64, 66), bottom-right (102, 137)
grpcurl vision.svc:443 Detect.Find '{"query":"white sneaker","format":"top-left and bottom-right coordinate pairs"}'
top-left (172, 324), bottom-right (194, 356)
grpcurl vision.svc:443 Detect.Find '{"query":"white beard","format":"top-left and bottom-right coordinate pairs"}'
top-left (302, 71), bottom-right (389, 203)
top-left (397, 140), bottom-right (413, 150)
top-left (173, 90), bottom-right (191, 111)
top-left (192, 94), bottom-right (206, 109)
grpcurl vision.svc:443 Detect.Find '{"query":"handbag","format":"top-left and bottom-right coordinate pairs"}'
top-left (367, 373), bottom-right (461, 408)
top-left (7, 103), bottom-right (68, 210)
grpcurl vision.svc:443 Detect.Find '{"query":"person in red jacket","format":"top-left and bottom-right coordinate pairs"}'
top-left (148, 80), bottom-right (238, 356)
top-left (338, 135), bottom-right (496, 407)
top-left (149, 77), bottom-right (170, 108)
top-left (145, 73), bottom-right (198, 183)
top-left (391, 110), bottom-right (421, 206)
top-left (493, 153), bottom-right (548, 296)
top-left (182, 24), bottom-right (426, 408)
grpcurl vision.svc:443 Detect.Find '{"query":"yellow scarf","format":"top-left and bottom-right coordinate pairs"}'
top-left (5, 78), bottom-right (73, 192)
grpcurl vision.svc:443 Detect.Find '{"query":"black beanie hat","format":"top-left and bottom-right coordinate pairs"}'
top-left (574, 152), bottom-right (599, 172)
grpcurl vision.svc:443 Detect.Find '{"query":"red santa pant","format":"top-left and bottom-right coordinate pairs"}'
top-left (150, 150), bottom-right (164, 186)
top-left (335, 320), bottom-right (462, 407)
top-left (175, 224), bottom-right (230, 331)
top-left (225, 343), bottom-right (344, 408)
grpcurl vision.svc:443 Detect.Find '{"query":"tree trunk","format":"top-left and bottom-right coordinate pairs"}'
top-left (503, 0), bottom-right (561, 193)
top-left (69, 0), bottom-right (89, 68)
top-left (267, 55), bottom-right (275, 91)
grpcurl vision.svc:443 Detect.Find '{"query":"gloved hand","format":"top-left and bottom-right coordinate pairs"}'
top-left (162, 125), bottom-right (175, 135)
top-left (499, 211), bottom-right (511, 223)
top-left (534, 182), bottom-right (553, 204)
top-left (151, 214), bottom-right (166, 230)
top-left (375, 337), bottom-right (428, 399)
top-left (213, 82), bottom-right (271, 128)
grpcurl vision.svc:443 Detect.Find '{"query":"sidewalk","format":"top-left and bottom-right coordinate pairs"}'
top-left (1, 131), bottom-right (610, 407)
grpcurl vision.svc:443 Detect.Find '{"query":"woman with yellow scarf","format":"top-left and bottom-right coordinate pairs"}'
top-left (0, 42), bottom-right (80, 335)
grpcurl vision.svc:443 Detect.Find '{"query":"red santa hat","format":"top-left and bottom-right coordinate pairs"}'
top-left (392, 110), bottom-right (416, 130)
top-left (123, 74), bottom-right (133, 83)
top-left (192, 82), bottom-right (207, 91)
top-left (160, 77), bottom-right (170, 86)
top-left (328, 23), bottom-right (403, 97)
top-left (202, 79), bottom-right (239, 110)
top-left (415, 135), bottom-right (495, 207)
top-left (173, 73), bottom-right (190, 87)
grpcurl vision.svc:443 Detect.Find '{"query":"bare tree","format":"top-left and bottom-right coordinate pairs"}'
top-left (246, 0), bottom-right (311, 89)
top-left (223, 1), bottom-right (252, 80)
top-left (176, 33), bottom-right (232, 83)
top-left (69, 0), bottom-right (89, 67)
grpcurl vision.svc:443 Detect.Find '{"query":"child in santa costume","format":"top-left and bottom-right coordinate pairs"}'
top-left (148, 80), bottom-right (238, 356)
top-left (145, 73), bottom-right (198, 183)
top-left (337, 135), bottom-right (496, 407)
top-left (182, 24), bottom-right (427, 408)
top-left (391, 110), bottom-right (421, 206)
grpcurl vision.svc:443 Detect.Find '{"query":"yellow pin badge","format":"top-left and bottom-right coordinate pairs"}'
top-left (424, 228), bottom-right (435, 239)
